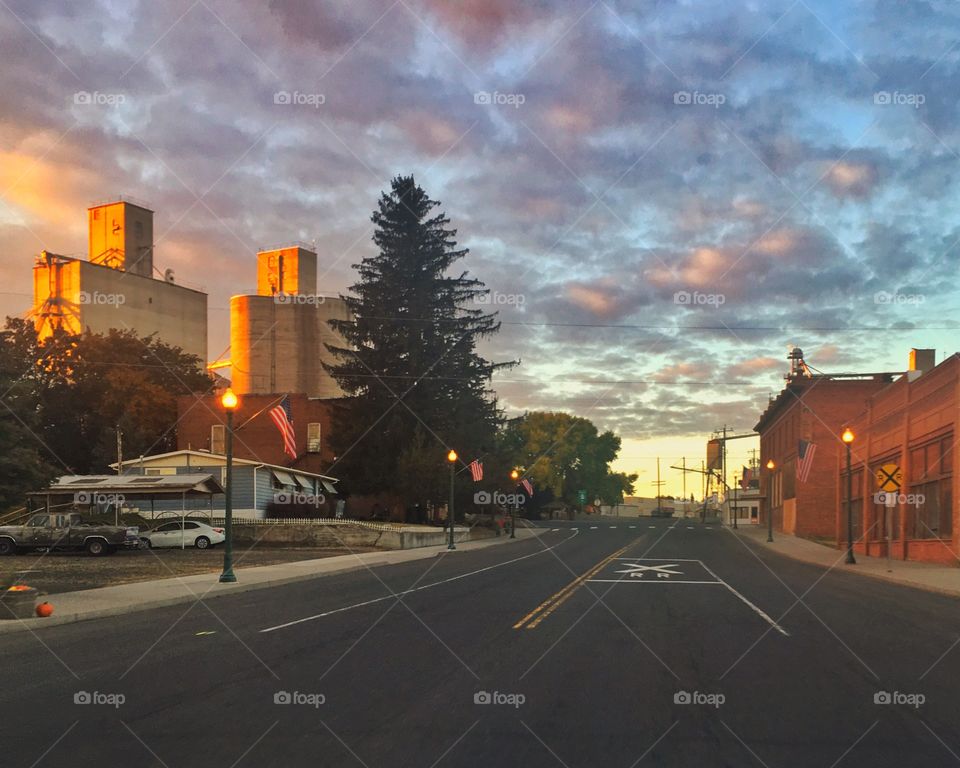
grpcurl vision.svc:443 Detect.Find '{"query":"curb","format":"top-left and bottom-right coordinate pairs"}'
top-left (732, 529), bottom-right (960, 599)
top-left (0, 530), bottom-right (542, 636)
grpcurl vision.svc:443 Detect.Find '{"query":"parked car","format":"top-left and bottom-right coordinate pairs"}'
top-left (0, 512), bottom-right (140, 556)
top-left (140, 521), bottom-right (225, 550)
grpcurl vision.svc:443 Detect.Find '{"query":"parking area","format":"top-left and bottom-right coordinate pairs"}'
top-left (0, 545), bottom-right (378, 595)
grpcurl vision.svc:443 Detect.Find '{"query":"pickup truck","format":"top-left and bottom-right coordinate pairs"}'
top-left (0, 512), bottom-right (140, 556)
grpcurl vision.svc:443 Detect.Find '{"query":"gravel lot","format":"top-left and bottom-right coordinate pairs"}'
top-left (0, 545), bottom-right (378, 595)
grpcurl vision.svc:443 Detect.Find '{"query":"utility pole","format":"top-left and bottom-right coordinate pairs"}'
top-left (681, 457), bottom-right (687, 513)
top-left (652, 457), bottom-right (666, 516)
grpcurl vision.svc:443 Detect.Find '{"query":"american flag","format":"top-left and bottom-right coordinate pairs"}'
top-left (269, 395), bottom-right (297, 459)
top-left (468, 459), bottom-right (483, 482)
top-left (740, 466), bottom-right (752, 489)
top-left (796, 440), bottom-right (816, 483)
top-left (521, 478), bottom-right (533, 496)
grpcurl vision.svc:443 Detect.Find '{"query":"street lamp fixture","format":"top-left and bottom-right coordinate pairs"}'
top-left (509, 470), bottom-right (520, 539)
top-left (765, 459), bottom-right (775, 542)
top-left (447, 450), bottom-right (457, 550)
top-left (841, 428), bottom-right (856, 564)
top-left (219, 388), bottom-right (239, 583)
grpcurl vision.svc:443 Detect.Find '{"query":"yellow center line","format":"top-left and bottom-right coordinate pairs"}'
top-left (513, 541), bottom-right (635, 630)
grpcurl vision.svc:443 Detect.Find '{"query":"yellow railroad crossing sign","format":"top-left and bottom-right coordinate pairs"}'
top-left (875, 463), bottom-right (903, 493)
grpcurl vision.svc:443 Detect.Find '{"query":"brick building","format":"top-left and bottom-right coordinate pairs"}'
top-left (755, 350), bottom-right (893, 540)
top-left (176, 392), bottom-right (344, 476)
top-left (840, 352), bottom-right (958, 564)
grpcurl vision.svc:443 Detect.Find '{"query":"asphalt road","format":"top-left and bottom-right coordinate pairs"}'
top-left (2, 518), bottom-right (959, 767)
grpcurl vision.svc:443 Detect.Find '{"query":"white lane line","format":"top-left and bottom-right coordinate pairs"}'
top-left (699, 562), bottom-right (790, 637)
top-left (551, 528), bottom-right (561, 532)
top-left (628, 525), bottom-right (637, 529)
top-left (260, 529), bottom-right (581, 633)
top-left (589, 526), bottom-right (598, 530)
top-left (587, 580), bottom-right (722, 585)
top-left (609, 526), bottom-right (617, 529)
top-left (648, 525), bottom-right (657, 529)
top-left (687, 526), bottom-right (694, 530)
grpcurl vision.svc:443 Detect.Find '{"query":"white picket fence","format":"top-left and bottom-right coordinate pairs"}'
top-left (208, 516), bottom-right (405, 533)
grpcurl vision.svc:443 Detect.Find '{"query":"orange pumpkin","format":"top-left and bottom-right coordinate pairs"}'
top-left (36, 602), bottom-right (54, 618)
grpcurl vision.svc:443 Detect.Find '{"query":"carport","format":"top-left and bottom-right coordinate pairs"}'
top-left (29, 475), bottom-right (225, 547)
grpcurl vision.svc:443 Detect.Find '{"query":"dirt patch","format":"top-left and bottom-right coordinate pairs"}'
top-left (0, 545), bottom-right (379, 595)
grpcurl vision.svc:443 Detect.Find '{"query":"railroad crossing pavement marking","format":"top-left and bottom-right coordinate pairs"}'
top-left (586, 558), bottom-right (790, 637)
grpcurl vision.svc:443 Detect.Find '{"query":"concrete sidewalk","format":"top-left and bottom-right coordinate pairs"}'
top-left (733, 524), bottom-right (960, 597)
top-left (0, 528), bottom-right (543, 635)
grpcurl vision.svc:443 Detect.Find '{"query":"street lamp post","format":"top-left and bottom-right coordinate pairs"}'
top-left (447, 450), bottom-right (457, 551)
top-left (509, 469), bottom-right (519, 539)
top-left (842, 428), bottom-right (856, 564)
top-left (219, 388), bottom-right (239, 583)
top-left (765, 459), bottom-right (775, 542)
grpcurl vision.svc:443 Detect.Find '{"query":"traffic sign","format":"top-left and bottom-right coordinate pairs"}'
top-left (875, 463), bottom-right (903, 493)
top-left (577, 489), bottom-right (587, 504)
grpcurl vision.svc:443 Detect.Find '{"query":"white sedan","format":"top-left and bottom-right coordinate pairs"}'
top-left (140, 521), bottom-right (225, 550)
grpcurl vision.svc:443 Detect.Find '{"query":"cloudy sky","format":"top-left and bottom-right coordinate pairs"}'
top-left (2, 0), bottom-right (959, 494)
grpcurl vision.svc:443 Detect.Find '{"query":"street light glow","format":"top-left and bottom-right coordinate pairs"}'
top-left (841, 428), bottom-right (854, 444)
top-left (447, 449), bottom-right (457, 463)
top-left (221, 388), bottom-right (238, 410)
top-left (510, 469), bottom-right (519, 480)
top-left (766, 459), bottom-right (775, 470)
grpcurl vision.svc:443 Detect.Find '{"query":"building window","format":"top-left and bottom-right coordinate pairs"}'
top-left (783, 459), bottom-right (796, 500)
top-left (909, 433), bottom-right (953, 540)
top-left (307, 422), bottom-right (321, 453)
top-left (211, 424), bottom-right (225, 454)
top-left (841, 468), bottom-right (864, 539)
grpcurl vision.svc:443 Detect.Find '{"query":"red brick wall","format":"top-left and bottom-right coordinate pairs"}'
top-left (843, 356), bottom-right (959, 563)
top-left (758, 379), bottom-right (888, 540)
top-left (176, 393), bottom-right (344, 475)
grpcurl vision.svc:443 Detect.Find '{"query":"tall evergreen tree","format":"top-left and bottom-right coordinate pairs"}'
top-left (326, 175), bottom-right (515, 497)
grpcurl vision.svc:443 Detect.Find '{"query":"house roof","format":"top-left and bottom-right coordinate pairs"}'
top-left (109, 449), bottom-right (339, 482)
top-left (30, 473), bottom-right (224, 497)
